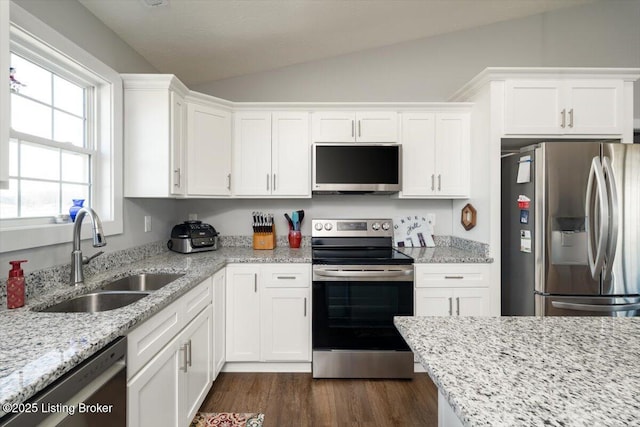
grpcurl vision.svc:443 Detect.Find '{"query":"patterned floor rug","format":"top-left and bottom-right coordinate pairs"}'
top-left (190, 412), bottom-right (265, 427)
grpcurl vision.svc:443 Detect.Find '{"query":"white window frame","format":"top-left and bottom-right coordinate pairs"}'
top-left (0, 5), bottom-right (123, 252)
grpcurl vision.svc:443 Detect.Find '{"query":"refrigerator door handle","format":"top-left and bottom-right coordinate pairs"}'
top-left (551, 301), bottom-right (640, 313)
top-left (585, 156), bottom-right (609, 279)
top-left (601, 156), bottom-right (619, 281)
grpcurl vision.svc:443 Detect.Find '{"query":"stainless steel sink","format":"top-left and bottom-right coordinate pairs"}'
top-left (100, 273), bottom-right (184, 292)
top-left (38, 291), bottom-right (150, 313)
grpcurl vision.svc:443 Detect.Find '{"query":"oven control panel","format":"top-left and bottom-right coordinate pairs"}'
top-left (312, 219), bottom-right (393, 237)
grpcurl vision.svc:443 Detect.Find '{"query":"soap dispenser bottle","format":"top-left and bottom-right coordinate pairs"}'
top-left (7, 260), bottom-right (27, 309)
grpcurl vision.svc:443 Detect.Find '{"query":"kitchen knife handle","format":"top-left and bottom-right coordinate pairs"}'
top-left (174, 168), bottom-right (180, 187)
top-left (560, 109), bottom-right (566, 128)
top-left (448, 297), bottom-right (452, 316)
top-left (227, 173), bottom-right (231, 191)
top-left (456, 297), bottom-right (460, 316)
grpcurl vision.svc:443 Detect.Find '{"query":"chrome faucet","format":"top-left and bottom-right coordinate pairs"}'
top-left (70, 207), bottom-right (106, 285)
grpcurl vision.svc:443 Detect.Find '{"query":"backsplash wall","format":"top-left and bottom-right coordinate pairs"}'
top-left (178, 196), bottom-right (454, 238)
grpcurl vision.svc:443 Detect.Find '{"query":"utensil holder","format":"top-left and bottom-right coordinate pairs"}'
top-left (253, 230), bottom-right (276, 250)
top-left (288, 230), bottom-right (302, 248)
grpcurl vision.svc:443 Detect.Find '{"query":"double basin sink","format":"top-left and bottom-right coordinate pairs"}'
top-left (37, 273), bottom-right (184, 313)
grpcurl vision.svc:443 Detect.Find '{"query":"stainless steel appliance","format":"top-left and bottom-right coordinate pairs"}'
top-left (312, 144), bottom-right (401, 194)
top-left (167, 220), bottom-right (219, 253)
top-left (501, 142), bottom-right (640, 316)
top-left (311, 218), bottom-right (414, 379)
top-left (1, 337), bottom-right (126, 426)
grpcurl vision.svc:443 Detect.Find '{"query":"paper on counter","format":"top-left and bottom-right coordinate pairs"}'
top-left (516, 155), bottom-right (531, 183)
top-left (393, 216), bottom-right (435, 248)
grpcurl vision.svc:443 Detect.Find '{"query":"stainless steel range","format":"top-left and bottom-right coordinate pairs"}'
top-left (311, 218), bottom-right (414, 379)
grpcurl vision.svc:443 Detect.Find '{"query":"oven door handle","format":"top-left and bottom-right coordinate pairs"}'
top-left (314, 269), bottom-right (413, 279)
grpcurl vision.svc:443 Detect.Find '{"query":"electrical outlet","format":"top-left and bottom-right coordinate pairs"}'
top-left (188, 213), bottom-right (198, 220)
top-left (144, 216), bottom-right (152, 232)
top-left (426, 213), bottom-right (436, 230)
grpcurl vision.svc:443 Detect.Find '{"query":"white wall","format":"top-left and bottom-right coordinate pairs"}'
top-left (192, 0), bottom-right (640, 118)
top-left (177, 197), bottom-right (452, 239)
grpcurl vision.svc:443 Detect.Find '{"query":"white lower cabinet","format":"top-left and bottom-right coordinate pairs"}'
top-left (414, 264), bottom-right (491, 317)
top-left (127, 277), bottom-right (213, 427)
top-left (226, 264), bottom-right (311, 363)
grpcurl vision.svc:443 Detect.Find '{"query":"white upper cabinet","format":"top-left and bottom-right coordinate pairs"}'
top-left (233, 111), bottom-right (310, 197)
top-left (311, 111), bottom-right (398, 142)
top-left (0, 0), bottom-right (9, 189)
top-left (186, 101), bottom-right (232, 196)
top-left (504, 79), bottom-right (624, 135)
top-left (400, 112), bottom-right (470, 198)
top-left (123, 75), bottom-right (189, 198)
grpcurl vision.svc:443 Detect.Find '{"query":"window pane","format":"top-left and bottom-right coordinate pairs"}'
top-left (0, 179), bottom-right (19, 219)
top-left (10, 53), bottom-right (52, 104)
top-left (54, 110), bottom-right (84, 147)
top-left (21, 143), bottom-right (60, 180)
top-left (11, 94), bottom-right (52, 139)
top-left (61, 184), bottom-right (89, 213)
top-left (9, 139), bottom-right (18, 176)
top-left (20, 180), bottom-right (59, 217)
top-left (61, 151), bottom-right (90, 183)
top-left (53, 75), bottom-right (84, 116)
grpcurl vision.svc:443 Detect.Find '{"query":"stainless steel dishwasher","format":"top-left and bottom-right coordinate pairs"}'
top-left (1, 337), bottom-right (126, 427)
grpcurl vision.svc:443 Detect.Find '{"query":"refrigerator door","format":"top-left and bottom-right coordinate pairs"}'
top-left (601, 144), bottom-right (640, 295)
top-left (537, 294), bottom-right (640, 317)
top-left (537, 142), bottom-right (601, 295)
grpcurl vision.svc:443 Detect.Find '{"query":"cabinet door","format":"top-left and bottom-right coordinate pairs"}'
top-left (454, 288), bottom-right (490, 317)
top-left (170, 92), bottom-right (187, 195)
top-left (182, 306), bottom-right (213, 425)
top-left (400, 113), bottom-right (436, 197)
top-left (566, 80), bottom-right (624, 135)
top-left (127, 339), bottom-right (181, 427)
top-left (226, 265), bottom-right (261, 361)
top-left (311, 112), bottom-right (356, 142)
top-left (504, 80), bottom-right (563, 134)
top-left (187, 103), bottom-right (232, 196)
top-left (415, 288), bottom-right (453, 317)
top-left (233, 112), bottom-right (273, 195)
top-left (213, 269), bottom-right (226, 379)
top-left (261, 287), bottom-right (310, 361)
top-left (271, 112), bottom-right (311, 197)
top-left (356, 112), bottom-right (398, 142)
top-left (434, 113), bottom-right (470, 197)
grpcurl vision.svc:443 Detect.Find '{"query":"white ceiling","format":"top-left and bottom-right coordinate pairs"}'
top-left (78, 0), bottom-right (598, 86)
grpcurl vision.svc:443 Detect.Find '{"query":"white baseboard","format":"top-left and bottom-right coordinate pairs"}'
top-left (221, 362), bottom-right (312, 373)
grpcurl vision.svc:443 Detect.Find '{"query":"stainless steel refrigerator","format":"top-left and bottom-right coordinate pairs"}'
top-left (501, 142), bottom-right (640, 316)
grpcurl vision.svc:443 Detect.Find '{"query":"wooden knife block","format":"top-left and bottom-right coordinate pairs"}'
top-left (253, 230), bottom-right (276, 250)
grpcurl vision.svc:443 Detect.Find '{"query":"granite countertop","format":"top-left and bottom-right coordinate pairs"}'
top-left (0, 239), bottom-right (488, 417)
top-left (397, 246), bottom-right (492, 263)
top-left (395, 316), bottom-right (640, 427)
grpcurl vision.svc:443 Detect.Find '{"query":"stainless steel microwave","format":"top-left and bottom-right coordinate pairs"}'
top-left (312, 143), bottom-right (401, 194)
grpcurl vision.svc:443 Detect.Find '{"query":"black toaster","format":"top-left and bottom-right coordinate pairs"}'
top-left (168, 220), bottom-right (219, 253)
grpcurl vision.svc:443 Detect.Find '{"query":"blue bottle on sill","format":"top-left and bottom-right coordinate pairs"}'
top-left (69, 199), bottom-right (85, 222)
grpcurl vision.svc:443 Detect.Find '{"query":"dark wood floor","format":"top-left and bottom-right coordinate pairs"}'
top-left (198, 372), bottom-right (438, 427)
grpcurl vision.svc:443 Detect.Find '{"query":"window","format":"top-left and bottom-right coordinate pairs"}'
top-left (0, 6), bottom-right (123, 253)
top-left (2, 53), bottom-right (93, 219)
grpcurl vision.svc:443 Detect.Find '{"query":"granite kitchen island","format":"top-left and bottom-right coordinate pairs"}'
top-left (394, 316), bottom-right (640, 427)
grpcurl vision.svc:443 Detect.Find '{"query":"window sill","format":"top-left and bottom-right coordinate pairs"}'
top-left (0, 218), bottom-right (123, 253)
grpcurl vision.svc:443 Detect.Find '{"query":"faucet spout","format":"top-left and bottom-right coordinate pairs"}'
top-left (71, 207), bottom-right (107, 286)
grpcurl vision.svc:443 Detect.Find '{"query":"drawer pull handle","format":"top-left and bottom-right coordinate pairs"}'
top-left (254, 273), bottom-right (258, 293)
top-left (181, 344), bottom-right (188, 372)
top-left (448, 297), bottom-right (452, 316)
top-left (187, 340), bottom-right (192, 367)
top-left (276, 276), bottom-right (297, 280)
top-left (304, 297), bottom-right (307, 317)
top-left (444, 275), bottom-right (464, 279)
top-left (456, 297), bottom-right (460, 316)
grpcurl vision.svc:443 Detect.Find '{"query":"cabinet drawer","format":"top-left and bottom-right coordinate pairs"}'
top-left (415, 264), bottom-right (490, 288)
top-left (183, 277), bottom-right (213, 322)
top-left (261, 264), bottom-right (311, 288)
top-left (127, 301), bottom-right (181, 378)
